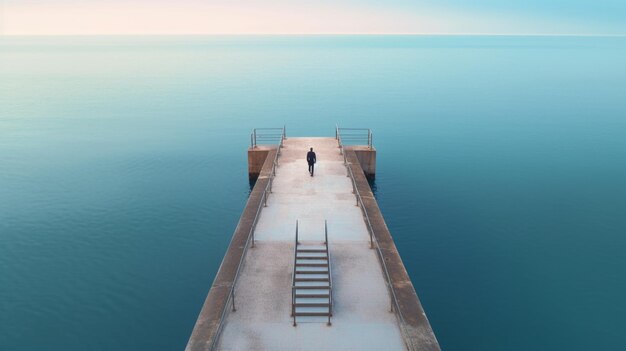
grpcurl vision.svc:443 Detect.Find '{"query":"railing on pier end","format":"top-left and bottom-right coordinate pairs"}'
top-left (335, 126), bottom-right (372, 149)
top-left (251, 127), bottom-right (286, 149)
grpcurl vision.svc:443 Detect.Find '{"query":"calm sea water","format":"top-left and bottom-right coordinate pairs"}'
top-left (1, 36), bottom-right (625, 350)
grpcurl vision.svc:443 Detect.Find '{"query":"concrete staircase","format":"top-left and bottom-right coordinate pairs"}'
top-left (291, 221), bottom-right (333, 326)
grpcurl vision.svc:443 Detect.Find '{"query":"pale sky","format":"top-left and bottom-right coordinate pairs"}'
top-left (1, 0), bottom-right (625, 35)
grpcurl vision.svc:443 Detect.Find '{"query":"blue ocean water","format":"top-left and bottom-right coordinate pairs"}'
top-left (1, 35), bottom-right (625, 350)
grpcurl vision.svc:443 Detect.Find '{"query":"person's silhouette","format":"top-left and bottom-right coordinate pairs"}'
top-left (306, 147), bottom-right (316, 176)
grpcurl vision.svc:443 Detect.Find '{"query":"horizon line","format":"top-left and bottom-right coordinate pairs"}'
top-left (2, 33), bottom-right (626, 38)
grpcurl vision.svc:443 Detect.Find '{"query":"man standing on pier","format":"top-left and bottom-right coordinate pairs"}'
top-left (307, 147), bottom-right (316, 176)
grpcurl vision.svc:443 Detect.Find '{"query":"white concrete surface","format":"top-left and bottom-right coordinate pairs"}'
top-left (217, 137), bottom-right (406, 351)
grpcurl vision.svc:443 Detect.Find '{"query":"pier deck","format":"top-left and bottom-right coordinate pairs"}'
top-left (217, 137), bottom-right (404, 350)
top-left (186, 133), bottom-right (439, 351)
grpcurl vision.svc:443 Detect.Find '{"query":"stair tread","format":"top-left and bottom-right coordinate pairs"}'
top-left (295, 306), bottom-right (330, 314)
top-left (296, 259), bottom-right (327, 263)
top-left (297, 252), bottom-right (327, 258)
top-left (297, 257), bottom-right (328, 261)
top-left (293, 315), bottom-right (330, 321)
top-left (294, 286), bottom-right (330, 290)
top-left (295, 280), bottom-right (328, 286)
top-left (296, 266), bottom-right (328, 272)
top-left (295, 277), bottom-right (328, 282)
top-left (298, 248), bottom-right (326, 252)
top-left (294, 282), bottom-right (330, 287)
top-left (295, 288), bottom-right (329, 294)
top-left (296, 272), bottom-right (328, 279)
top-left (295, 297), bottom-right (330, 304)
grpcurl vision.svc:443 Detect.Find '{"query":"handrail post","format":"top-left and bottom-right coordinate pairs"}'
top-left (253, 129), bottom-right (257, 148)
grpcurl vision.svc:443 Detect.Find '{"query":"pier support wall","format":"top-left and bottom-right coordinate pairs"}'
top-left (248, 146), bottom-right (276, 180)
top-left (346, 146), bottom-right (376, 180)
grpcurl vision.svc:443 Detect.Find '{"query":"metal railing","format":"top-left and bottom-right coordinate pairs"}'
top-left (291, 220), bottom-right (299, 326)
top-left (336, 127), bottom-right (405, 328)
top-left (251, 127), bottom-right (286, 149)
top-left (325, 220), bottom-right (333, 326)
top-left (209, 127), bottom-right (285, 351)
top-left (335, 126), bottom-right (372, 149)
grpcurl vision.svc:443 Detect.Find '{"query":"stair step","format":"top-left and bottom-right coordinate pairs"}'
top-left (295, 289), bottom-right (330, 298)
top-left (297, 250), bottom-right (327, 254)
top-left (295, 297), bottom-right (329, 306)
top-left (296, 272), bottom-right (329, 276)
top-left (296, 267), bottom-right (328, 275)
top-left (297, 252), bottom-right (328, 258)
top-left (294, 280), bottom-right (330, 286)
top-left (295, 294), bottom-right (330, 299)
top-left (296, 314), bottom-right (329, 322)
top-left (296, 258), bottom-right (327, 263)
top-left (295, 280), bottom-right (330, 289)
top-left (294, 306), bottom-right (330, 316)
top-left (296, 266), bottom-right (328, 273)
top-left (297, 245), bottom-right (327, 252)
top-left (296, 263), bottom-right (328, 267)
top-left (295, 274), bottom-right (328, 281)
top-left (297, 256), bottom-right (328, 261)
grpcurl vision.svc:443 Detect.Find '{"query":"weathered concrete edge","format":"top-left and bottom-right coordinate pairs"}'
top-left (345, 149), bottom-right (441, 351)
top-left (185, 148), bottom-right (278, 351)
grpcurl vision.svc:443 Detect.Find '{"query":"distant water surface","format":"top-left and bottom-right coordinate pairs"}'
top-left (1, 35), bottom-right (625, 350)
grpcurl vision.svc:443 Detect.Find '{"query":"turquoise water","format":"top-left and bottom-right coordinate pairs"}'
top-left (1, 36), bottom-right (625, 350)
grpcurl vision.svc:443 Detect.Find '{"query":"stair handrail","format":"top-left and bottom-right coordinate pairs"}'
top-left (325, 220), bottom-right (333, 326)
top-left (291, 220), bottom-right (299, 326)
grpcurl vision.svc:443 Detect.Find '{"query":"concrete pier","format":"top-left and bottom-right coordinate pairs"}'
top-left (187, 134), bottom-right (439, 351)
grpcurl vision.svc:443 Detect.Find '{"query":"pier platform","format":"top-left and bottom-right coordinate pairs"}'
top-left (186, 130), bottom-right (439, 351)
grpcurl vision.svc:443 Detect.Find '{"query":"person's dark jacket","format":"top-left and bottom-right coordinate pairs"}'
top-left (307, 151), bottom-right (316, 165)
